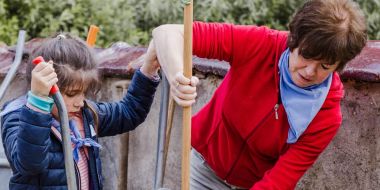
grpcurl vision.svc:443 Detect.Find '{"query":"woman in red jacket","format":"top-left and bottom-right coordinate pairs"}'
top-left (150, 0), bottom-right (367, 189)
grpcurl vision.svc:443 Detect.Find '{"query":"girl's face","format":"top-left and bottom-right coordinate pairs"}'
top-left (288, 48), bottom-right (338, 88)
top-left (52, 87), bottom-right (85, 119)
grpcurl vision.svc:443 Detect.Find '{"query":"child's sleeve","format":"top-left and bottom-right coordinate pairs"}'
top-left (1, 106), bottom-right (52, 175)
top-left (92, 69), bottom-right (160, 137)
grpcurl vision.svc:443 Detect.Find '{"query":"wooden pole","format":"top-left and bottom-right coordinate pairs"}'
top-left (118, 133), bottom-right (129, 190)
top-left (182, 1), bottom-right (193, 190)
top-left (162, 97), bottom-right (175, 178)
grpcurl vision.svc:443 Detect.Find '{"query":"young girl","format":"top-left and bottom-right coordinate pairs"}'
top-left (1, 33), bottom-right (160, 189)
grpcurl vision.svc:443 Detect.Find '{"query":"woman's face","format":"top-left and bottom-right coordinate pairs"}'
top-left (288, 48), bottom-right (338, 88)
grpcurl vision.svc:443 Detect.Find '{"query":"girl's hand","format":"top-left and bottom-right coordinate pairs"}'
top-left (31, 60), bottom-right (58, 97)
top-left (141, 41), bottom-right (160, 79)
top-left (171, 72), bottom-right (199, 107)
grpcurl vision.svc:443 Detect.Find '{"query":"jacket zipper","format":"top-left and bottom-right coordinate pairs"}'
top-left (274, 103), bottom-right (279, 120)
top-left (224, 105), bottom-right (278, 181)
top-left (83, 108), bottom-right (101, 189)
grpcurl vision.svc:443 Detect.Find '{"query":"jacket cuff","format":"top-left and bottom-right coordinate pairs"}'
top-left (130, 69), bottom-right (160, 95)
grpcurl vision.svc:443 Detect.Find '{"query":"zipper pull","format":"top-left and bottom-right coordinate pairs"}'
top-left (274, 104), bottom-right (279, 120)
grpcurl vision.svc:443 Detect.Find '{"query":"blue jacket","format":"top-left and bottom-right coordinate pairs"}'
top-left (1, 70), bottom-right (160, 190)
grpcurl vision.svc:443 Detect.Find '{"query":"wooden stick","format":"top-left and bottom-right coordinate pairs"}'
top-left (86, 25), bottom-right (99, 47)
top-left (118, 132), bottom-right (129, 190)
top-left (182, 1), bottom-right (193, 190)
top-left (162, 97), bottom-right (175, 179)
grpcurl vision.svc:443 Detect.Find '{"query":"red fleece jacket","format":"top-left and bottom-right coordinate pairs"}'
top-left (191, 22), bottom-right (344, 190)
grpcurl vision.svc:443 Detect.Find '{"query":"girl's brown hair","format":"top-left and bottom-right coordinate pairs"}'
top-left (27, 33), bottom-right (101, 96)
top-left (287, 0), bottom-right (367, 71)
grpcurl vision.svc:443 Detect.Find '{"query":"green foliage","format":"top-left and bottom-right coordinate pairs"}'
top-left (0, 0), bottom-right (379, 47)
top-left (358, 0), bottom-right (380, 39)
top-left (0, 1), bottom-right (19, 45)
top-left (0, 0), bottom-right (143, 47)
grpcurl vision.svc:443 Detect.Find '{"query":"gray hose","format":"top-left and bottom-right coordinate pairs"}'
top-left (154, 73), bottom-right (170, 190)
top-left (0, 30), bottom-right (26, 100)
top-left (0, 31), bottom-right (25, 170)
top-left (52, 92), bottom-right (77, 190)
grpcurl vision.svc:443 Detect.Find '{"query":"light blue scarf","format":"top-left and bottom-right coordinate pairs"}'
top-left (52, 117), bottom-right (101, 162)
top-left (279, 49), bottom-right (332, 143)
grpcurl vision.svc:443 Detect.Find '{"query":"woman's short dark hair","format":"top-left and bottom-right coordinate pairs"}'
top-left (287, 0), bottom-right (367, 71)
top-left (26, 33), bottom-right (100, 96)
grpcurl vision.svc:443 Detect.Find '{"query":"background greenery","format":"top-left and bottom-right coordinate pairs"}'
top-left (0, 0), bottom-right (379, 47)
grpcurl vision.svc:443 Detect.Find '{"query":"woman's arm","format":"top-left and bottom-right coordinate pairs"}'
top-left (152, 24), bottom-right (184, 86)
top-left (152, 25), bottom-right (199, 106)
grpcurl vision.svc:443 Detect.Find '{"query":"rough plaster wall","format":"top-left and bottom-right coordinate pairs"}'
top-left (0, 75), bottom-right (28, 105)
top-left (96, 78), bottom-right (131, 190)
top-left (97, 74), bottom-right (222, 190)
top-left (0, 74), bottom-right (378, 190)
top-left (297, 81), bottom-right (380, 190)
top-left (99, 76), bottom-right (379, 190)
